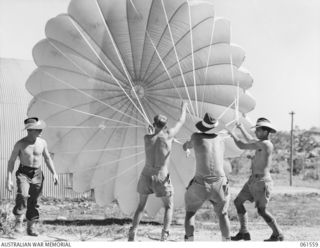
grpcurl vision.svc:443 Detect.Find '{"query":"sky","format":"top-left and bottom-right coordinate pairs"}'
top-left (0, 0), bottom-right (319, 131)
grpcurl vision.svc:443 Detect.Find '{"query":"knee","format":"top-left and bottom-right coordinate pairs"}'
top-left (234, 198), bottom-right (245, 212)
top-left (16, 192), bottom-right (29, 202)
top-left (257, 207), bottom-right (272, 222)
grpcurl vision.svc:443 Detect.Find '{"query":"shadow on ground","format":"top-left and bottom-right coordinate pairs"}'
top-left (43, 218), bottom-right (161, 226)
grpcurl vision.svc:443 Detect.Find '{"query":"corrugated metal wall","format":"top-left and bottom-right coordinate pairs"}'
top-left (0, 58), bottom-right (90, 200)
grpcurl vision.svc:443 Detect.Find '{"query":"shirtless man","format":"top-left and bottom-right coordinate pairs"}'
top-left (128, 102), bottom-right (188, 241)
top-left (182, 113), bottom-right (230, 241)
top-left (228, 117), bottom-right (284, 241)
top-left (6, 117), bottom-right (59, 236)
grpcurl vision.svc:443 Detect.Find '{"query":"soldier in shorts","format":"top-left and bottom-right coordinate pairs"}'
top-left (228, 118), bottom-right (284, 241)
top-left (128, 102), bottom-right (188, 241)
top-left (182, 113), bottom-right (231, 241)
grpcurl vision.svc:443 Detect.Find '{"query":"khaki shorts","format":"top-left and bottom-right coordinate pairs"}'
top-left (185, 176), bottom-right (230, 215)
top-left (237, 175), bottom-right (273, 208)
top-left (137, 173), bottom-right (173, 197)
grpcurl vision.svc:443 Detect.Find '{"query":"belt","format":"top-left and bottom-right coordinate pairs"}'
top-left (20, 164), bottom-right (40, 170)
top-left (194, 175), bottom-right (225, 185)
top-left (250, 174), bottom-right (272, 181)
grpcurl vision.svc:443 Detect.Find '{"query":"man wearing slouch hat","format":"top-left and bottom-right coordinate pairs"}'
top-left (6, 117), bottom-right (59, 236)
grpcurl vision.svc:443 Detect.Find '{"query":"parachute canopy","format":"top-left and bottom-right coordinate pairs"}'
top-left (26, 0), bottom-right (255, 215)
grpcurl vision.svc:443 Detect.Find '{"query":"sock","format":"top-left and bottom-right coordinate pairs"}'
top-left (238, 213), bottom-right (248, 233)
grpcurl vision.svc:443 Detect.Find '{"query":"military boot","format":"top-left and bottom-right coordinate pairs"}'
top-left (27, 220), bottom-right (38, 236)
top-left (14, 215), bottom-right (24, 234)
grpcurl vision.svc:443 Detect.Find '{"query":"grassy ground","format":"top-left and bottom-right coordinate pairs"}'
top-left (1, 169), bottom-right (320, 241)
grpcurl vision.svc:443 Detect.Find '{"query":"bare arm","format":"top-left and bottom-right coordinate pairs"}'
top-left (228, 129), bottom-right (261, 150)
top-left (237, 122), bottom-right (256, 142)
top-left (168, 102), bottom-right (188, 138)
top-left (42, 140), bottom-right (59, 185)
top-left (6, 142), bottom-right (20, 191)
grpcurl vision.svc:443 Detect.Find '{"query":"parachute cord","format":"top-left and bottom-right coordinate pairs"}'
top-left (68, 14), bottom-right (151, 127)
top-left (199, 5), bottom-right (216, 118)
top-left (216, 98), bottom-right (237, 121)
top-left (72, 151), bottom-right (145, 173)
top-left (35, 97), bottom-right (142, 127)
top-left (128, 0), bottom-right (196, 123)
top-left (229, 26), bottom-right (240, 123)
top-left (94, 0), bottom-right (152, 126)
top-left (94, 159), bottom-right (145, 187)
top-left (47, 125), bottom-right (145, 129)
top-left (42, 70), bottom-right (146, 125)
top-left (160, 0), bottom-right (197, 118)
top-left (145, 32), bottom-right (196, 123)
top-left (187, 0), bottom-right (199, 117)
top-left (55, 145), bottom-right (144, 154)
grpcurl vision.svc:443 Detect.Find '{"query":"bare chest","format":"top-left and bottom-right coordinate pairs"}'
top-left (21, 143), bottom-right (44, 158)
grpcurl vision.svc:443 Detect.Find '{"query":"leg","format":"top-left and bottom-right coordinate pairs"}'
top-left (128, 194), bottom-right (148, 241)
top-left (234, 196), bottom-right (248, 233)
top-left (13, 174), bottom-right (29, 217)
top-left (218, 212), bottom-right (231, 241)
top-left (184, 211), bottom-right (196, 241)
top-left (26, 172), bottom-right (43, 221)
top-left (26, 171), bottom-right (44, 236)
top-left (13, 173), bottom-right (30, 233)
top-left (161, 195), bottom-right (173, 233)
top-left (231, 196), bottom-right (251, 241)
top-left (211, 178), bottom-right (231, 241)
top-left (257, 207), bottom-right (283, 241)
top-left (184, 182), bottom-right (205, 241)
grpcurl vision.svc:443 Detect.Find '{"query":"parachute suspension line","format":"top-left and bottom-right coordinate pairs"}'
top-left (144, 96), bottom-right (194, 127)
top-left (74, 151), bottom-right (145, 173)
top-left (47, 40), bottom-right (90, 76)
top-left (47, 125), bottom-right (145, 129)
top-left (35, 97), bottom-right (141, 127)
top-left (160, 0), bottom-right (197, 117)
top-left (54, 145), bottom-right (144, 154)
top-left (98, 159), bottom-right (145, 187)
top-left (94, 0), bottom-right (151, 126)
top-left (51, 25), bottom-right (136, 119)
top-left (216, 98), bottom-right (237, 121)
top-left (128, 0), bottom-right (196, 123)
top-left (229, 26), bottom-right (240, 124)
top-left (68, 16), bottom-right (150, 127)
top-left (42, 70), bottom-right (145, 125)
top-left (145, 32), bottom-right (196, 123)
top-left (200, 10), bottom-right (216, 118)
top-left (187, 0), bottom-right (199, 117)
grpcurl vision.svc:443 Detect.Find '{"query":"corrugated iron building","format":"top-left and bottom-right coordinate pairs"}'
top-left (0, 57), bottom-right (90, 200)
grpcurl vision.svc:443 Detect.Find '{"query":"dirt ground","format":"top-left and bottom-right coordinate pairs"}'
top-left (1, 185), bottom-right (320, 242)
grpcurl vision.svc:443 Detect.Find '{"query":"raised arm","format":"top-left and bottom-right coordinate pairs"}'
top-left (42, 140), bottom-right (59, 185)
top-left (236, 122), bottom-right (256, 142)
top-left (168, 102), bottom-right (188, 138)
top-left (228, 129), bottom-right (261, 150)
top-left (6, 142), bottom-right (20, 191)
